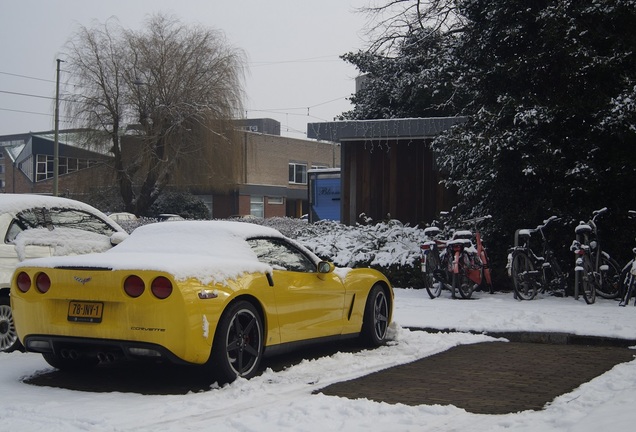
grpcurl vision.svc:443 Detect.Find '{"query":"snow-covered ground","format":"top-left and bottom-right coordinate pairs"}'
top-left (2, 289), bottom-right (635, 431)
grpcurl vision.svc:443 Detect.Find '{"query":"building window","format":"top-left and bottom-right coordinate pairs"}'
top-left (288, 162), bottom-right (307, 184)
top-left (250, 196), bottom-right (264, 217)
top-left (268, 197), bottom-right (283, 205)
top-left (36, 154), bottom-right (53, 182)
top-left (33, 154), bottom-right (99, 182)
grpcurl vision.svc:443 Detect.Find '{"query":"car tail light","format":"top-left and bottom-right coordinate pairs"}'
top-left (16, 272), bottom-right (31, 293)
top-left (124, 275), bottom-right (145, 298)
top-left (151, 277), bottom-right (173, 299)
top-left (36, 272), bottom-right (51, 293)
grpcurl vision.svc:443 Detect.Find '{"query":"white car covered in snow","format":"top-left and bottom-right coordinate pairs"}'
top-left (0, 194), bottom-right (127, 352)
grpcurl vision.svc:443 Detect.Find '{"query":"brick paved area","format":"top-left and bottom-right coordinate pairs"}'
top-left (318, 341), bottom-right (635, 414)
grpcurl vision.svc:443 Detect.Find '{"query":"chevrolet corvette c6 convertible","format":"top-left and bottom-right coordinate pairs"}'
top-left (11, 221), bottom-right (393, 383)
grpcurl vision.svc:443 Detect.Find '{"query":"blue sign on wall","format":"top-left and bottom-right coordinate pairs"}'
top-left (309, 170), bottom-right (340, 222)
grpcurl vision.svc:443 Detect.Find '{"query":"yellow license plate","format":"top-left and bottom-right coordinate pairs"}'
top-left (68, 301), bottom-right (103, 323)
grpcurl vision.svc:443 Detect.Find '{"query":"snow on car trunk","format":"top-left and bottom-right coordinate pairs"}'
top-left (17, 221), bottom-right (276, 285)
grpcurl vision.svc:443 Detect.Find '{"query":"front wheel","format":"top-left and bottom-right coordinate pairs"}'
top-left (360, 284), bottom-right (390, 346)
top-left (619, 273), bottom-right (636, 306)
top-left (452, 255), bottom-right (474, 299)
top-left (209, 300), bottom-right (264, 384)
top-left (596, 254), bottom-right (621, 299)
top-left (580, 255), bottom-right (596, 304)
top-left (0, 296), bottom-right (23, 353)
top-left (424, 253), bottom-right (443, 299)
top-left (510, 252), bottom-right (539, 300)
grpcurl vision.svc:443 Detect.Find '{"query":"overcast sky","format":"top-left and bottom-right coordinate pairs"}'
top-left (0, 0), bottom-right (372, 138)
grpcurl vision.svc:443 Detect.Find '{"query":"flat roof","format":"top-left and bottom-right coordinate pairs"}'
top-left (306, 117), bottom-right (468, 142)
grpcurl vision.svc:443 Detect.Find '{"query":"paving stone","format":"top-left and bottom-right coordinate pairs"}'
top-left (317, 341), bottom-right (635, 414)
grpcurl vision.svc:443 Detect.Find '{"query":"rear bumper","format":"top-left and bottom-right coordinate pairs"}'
top-left (24, 334), bottom-right (192, 366)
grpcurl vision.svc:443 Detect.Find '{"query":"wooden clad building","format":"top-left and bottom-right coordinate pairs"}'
top-left (307, 118), bottom-right (466, 226)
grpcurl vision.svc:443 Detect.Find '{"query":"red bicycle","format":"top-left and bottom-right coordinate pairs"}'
top-left (448, 216), bottom-right (493, 299)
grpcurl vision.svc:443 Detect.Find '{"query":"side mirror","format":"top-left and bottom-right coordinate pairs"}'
top-left (318, 261), bottom-right (334, 274)
top-left (110, 232), bottom-right (129, 246)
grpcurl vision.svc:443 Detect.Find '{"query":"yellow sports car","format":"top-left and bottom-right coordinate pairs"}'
top-left (11, 221), bottom-right (393, 383)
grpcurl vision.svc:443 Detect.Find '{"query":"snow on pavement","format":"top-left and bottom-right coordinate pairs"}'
top-left (1, 289), bottom-right (635, 431)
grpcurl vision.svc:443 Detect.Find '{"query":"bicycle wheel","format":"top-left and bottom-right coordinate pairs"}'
top-left (510, 251), bottom-right (539, 300)
top-left (452, 254), bottom-right (474, 299)
top-left (480, 248), bottom-right (494, 294)
top-left (596, 254), bottom-right (621, 299)
top-left (580, 254), bottom-right (596, 304)
top-left (620, 274), bottom-right (636, 306)
top-left (547, 257), bottom-right (568, 296)
top-left (424, 252), bottom-right (443, 299)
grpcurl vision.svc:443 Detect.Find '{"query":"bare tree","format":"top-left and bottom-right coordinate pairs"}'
top-left (62, 14), bottom-right (246, 215)
top-left (360, 0), bottom-right (465, 54)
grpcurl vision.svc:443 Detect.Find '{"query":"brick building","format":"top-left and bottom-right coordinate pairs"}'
top-left (0, 119), bottom-right (340, 219)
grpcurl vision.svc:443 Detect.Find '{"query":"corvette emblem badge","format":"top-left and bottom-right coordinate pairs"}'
top-left (74, 276), bottom-right (92, 285)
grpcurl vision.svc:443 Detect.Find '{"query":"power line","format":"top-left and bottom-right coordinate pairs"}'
top-left (0, 89), bottom-right (55, 101)
top-left (0, 107), bottom-right (53, 117)
top-left (248, 96), bottom-right (349, 113)
top-left (0, 70), bottom-right (56, 84)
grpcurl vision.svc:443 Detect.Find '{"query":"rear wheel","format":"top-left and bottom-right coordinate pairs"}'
top-left (424, 253), bottom-right (443, 299)
top-left (510, 252), bottom-right (539, 300)
top-left (209, 300), bottom-right (263, 384)
top-left (360, 284), bottom-right (389, 346)
top-left (0, 296), bottom-right (23, 353)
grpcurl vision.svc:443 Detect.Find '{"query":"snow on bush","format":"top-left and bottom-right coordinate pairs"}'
top-left (127, 216), bottom-right (427, 287)
top-left (249, 216), bottom-right (427, 269)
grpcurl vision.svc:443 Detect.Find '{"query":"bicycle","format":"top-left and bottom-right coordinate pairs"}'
top-left (570, 208), bottom-right (621, 304)
top-left (507, 216), bottom-right (568, 300)
top-left (447, 216), bottom-right (493, 299)
top-left (420, 219), bottom-right (452, 299)
top-left (619, 211), bottom-right (636, 307)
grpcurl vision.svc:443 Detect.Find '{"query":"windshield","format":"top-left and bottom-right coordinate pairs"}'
top-left (6, 207), bottom-right (117, 243)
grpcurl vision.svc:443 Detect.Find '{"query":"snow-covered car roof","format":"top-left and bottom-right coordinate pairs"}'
top-left (108, 212), bottom-right (137, 222)
top-left (1, 194), bottom-right (124, 232)
top-left (17, 221), bottom-right (317, 285)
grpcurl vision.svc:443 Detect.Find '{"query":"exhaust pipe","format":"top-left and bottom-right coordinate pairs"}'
top-left (60, 349), bottom-right (79, 360)
top-left (97, 352), bottom-right (117, 363)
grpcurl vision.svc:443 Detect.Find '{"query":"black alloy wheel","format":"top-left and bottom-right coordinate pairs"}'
top-left (361, 284), bottom-right (389, 347)
top-left (210, 300), bottom-right (264, 384)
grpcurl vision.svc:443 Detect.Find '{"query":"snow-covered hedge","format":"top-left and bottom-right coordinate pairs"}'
top-left (124, 216), bottom-right (428, 287)
top-left (248, 217), bottom-right (427, 287)
top-left (239, 217), bottom-right (425, 267)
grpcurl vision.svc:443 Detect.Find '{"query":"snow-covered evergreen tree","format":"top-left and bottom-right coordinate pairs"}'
top-left (344, 0), bottom-right (636, 267)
